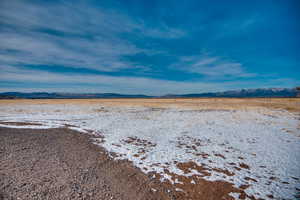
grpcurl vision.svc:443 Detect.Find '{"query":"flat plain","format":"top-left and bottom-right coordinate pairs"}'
top-left (0, 98), bottom-right (299, 200)
top-left (1, 98), bottom-right (299, 112)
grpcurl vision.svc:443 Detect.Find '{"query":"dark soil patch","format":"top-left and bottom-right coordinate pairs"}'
top-left (0, 127), bottom-right (168, 200)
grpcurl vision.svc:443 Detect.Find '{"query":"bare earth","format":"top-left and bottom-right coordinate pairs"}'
top-left (0, 98), bottom-right (299, 200)
top-left (0, 127), bottom-right (168, 200)
top-left (0, 127), bottom-right (246, 200)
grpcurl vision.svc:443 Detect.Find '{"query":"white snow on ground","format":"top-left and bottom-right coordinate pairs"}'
top-left (0, 104), bottom-right (299, 199)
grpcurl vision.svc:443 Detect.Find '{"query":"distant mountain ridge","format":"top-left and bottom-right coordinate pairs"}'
top-left (163, 88), bottom-right (298, 98)
top-left (0, 92), bottom-right (151, 99)
top-left (0, 88), bottom-right (298, 99)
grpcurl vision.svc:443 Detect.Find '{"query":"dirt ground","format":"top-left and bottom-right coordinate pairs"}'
top-left (0, 98), bottom-right (299, 113)
top-left (1, 98), bottom-right (298, 199)
top-left (0, 127), bottom-right (170, 200)
top-left (0, 127), bottom-right (251, 200)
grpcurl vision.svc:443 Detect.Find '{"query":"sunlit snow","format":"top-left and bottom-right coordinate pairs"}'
top-left (0, 104), bottom-right (299, 199)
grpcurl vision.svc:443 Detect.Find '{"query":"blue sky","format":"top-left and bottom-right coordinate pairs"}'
top-left (0, 0), bottom-right (299, 95)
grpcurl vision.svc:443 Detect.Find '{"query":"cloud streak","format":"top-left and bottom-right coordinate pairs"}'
top-left (0, 0), bottom-right (185, 72)
top-left (0, 0), bottom-right (298, 94)
top-left (172, 55), bottom-right (256, 79)
top-left (1, 65), bottom-right (298, 95)
top-left (0, 65), bottom-right (226, 95)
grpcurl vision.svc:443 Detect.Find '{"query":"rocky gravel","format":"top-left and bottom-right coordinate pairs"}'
top-left (0, 127), bottom-right (169, 200)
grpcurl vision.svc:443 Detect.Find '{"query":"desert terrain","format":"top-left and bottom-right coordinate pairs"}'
top-left (0, 98), bottom-right (299, 112)
top-left (0, 98), bottom-right (299, 200)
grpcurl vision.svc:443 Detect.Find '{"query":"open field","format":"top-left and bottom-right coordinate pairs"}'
top-left (1, 98), bottom-right (300, 112)
top-left (0, 98), bottom-right (299, 200)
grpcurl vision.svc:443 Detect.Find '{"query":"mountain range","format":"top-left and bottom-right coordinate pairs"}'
top-left (0, 88), bottom-right (298, 99)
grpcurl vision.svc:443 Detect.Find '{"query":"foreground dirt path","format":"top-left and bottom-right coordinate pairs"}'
top-left (0, 127), bottom-right (170, 200)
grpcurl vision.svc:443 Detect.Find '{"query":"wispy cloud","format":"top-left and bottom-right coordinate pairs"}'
top-left (172, 55), bottom-right (255, 79)
top-left (141, 25), bottom-right (186, 39)
top-left (0, 0), bottom-right (298, 94)
top-left (1, 65), bottom-right (298, 95)
top-left (0, 0), bottom-right (185, 72)
top-left (0, 65), bottom-right (227, 95)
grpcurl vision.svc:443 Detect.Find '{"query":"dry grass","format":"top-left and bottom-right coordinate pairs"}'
top-left (0, 98), bottom-right (299, 113)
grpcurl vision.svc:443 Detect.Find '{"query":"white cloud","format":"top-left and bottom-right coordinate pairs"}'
top-left (142, 25), bottom-right (186, 39)
top-left (1, 65), bottom-right (298, 95)
top-left (0, 65), bottom-right (300, 95)
top-left (172, 55), bottom-right (255, 79)
top-left (0, 32), bottom-right (143, 71)
top-left (0, 65), bottom-right (228, 95)
top-left (0, 0), bottom-right (185, 72)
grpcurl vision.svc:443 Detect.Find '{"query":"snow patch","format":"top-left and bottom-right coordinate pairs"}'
top-left (0, 104), bottom-right (299, 199)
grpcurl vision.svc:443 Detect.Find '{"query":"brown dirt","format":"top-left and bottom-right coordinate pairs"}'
top-left (0, 127), bottom-right (168, 200)
top-left (239, 163), bottom-right (250, 170)
top-left (0, 127), bottom-right (255, 200)
top-left (154, 163), bottom-right (255, 200)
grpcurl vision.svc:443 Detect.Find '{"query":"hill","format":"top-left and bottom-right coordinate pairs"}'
top-left (0, 88), bottom-right (298, 99)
